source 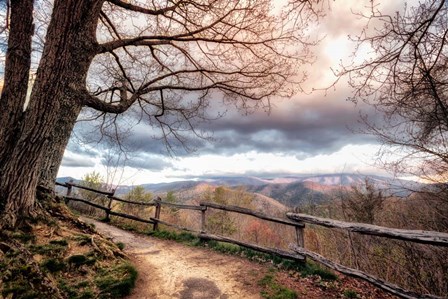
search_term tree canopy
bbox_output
[339,0,448,183]
[0,0,319,227]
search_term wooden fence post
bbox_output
[65,180,73,204]
[292,208,305,248]
[295,225,305,248]
[153,197,162,231]
[201,207,207,233]
[104,189,115,222]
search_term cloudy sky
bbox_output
[57,1,404,185]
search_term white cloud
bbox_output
[58,144,386,185]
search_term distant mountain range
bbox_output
[57,173,423,208]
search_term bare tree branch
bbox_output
[107,0,181,16]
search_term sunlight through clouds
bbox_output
[56,0,402,184]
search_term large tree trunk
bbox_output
[0,0,104,227]
[38,104,83,191]
[0,0,34,166]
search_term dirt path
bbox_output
[82,218,266,299]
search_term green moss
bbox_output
[2,285,40,299]
[95,263,137,298]
[77,290,95,299]
[41,258,65,272]
[1,255,56,299]
[58,279,79,298]
[67,254,88,267]
[49,239,68,246]
[58,278,96,299]
[11,232,36,243]
[76,280,90,288]
[73,233,91,243]
[29,243,67,257]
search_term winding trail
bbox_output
[82,218,265,299]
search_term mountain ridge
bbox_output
[57,173,423,207]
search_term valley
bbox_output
[58,173,422,209]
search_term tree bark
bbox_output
[0,0,104,227]
[0,0,34,166]
[38,104,83,191]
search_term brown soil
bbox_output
[83,218,266,299]
[81,217,398,299]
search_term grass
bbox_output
[259,269,298,299]
[299,260,338,281]
[343,289,359,298]
[148,229,201,244]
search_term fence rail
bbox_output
[200,201,305,227]
[286,213,448,247]
[290,245,444,299]
[201,233,305,261]
[57,181,447,299]
[109,195,156,206]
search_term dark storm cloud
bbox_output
[194,96,378,157]
[88,90,380,160]
[123,127,176,155]
[66,142,100,158]
[119,154,173,171]
[61,156,95,168]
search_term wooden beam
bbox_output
[287,213,448,247]
[108,195,156,206]
[64,196,110,211]
[200,233,305,261]
[290,245,443,299]
[155,198,206,211]
[200,201,304,228]
[65,197,153,224]
[65,182,115,196]
[149,218,200,233]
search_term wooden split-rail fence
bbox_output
[56,181,448,299]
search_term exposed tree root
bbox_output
[0,192,136,298]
